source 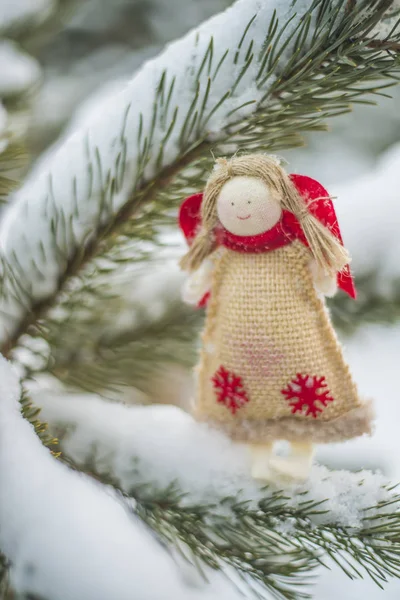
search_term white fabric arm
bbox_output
[309,259,338,297]
[182,258,214,305]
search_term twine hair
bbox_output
[180,154,349,274]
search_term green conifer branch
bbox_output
[60,452,400,600]
[0,141,25,203]
[27,297,202,399]
[4,0,399,396]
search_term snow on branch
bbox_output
[36,391,391,521]
[2,340,400,596]
[0,0,398,349]
[0,356,241,600]
[0,0,299,344]
[35,390,400,590]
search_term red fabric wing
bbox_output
[178,192,208,307]
[178,192,203,244]
[289,174,356,299]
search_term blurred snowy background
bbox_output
[1,0,400,599]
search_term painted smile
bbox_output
[237,214,251,220]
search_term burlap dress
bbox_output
[194,241,373,443]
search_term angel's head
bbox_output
[180,153,348,274]
[216,172,282,236]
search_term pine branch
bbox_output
[134,485,400,594]
[70,456,318,600]
[24,294,202,399]
[0,0,399,365]
[0,141,207,356]
[2,354,400,600]
[63,450,400,600]
[0,141,25,203]
[20,388,59,452]
[30,389,400,600]
[134,486,318,600]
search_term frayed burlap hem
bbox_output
[196,399,375,443]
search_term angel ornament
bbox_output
[179,154,373,482]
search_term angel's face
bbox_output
[216,176,282,236]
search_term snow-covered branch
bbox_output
[0,0,299,344]
[36,390,392,520]
[0,356,240,600]
[0,0,397,348]
[3,323,400,597]
[32,384,400,591]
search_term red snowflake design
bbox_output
[281,374,334,418]
[211,365,249,415]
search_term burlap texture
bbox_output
[194,242,373,443]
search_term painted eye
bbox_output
[247,200,251,204]
[231,202,234,206]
